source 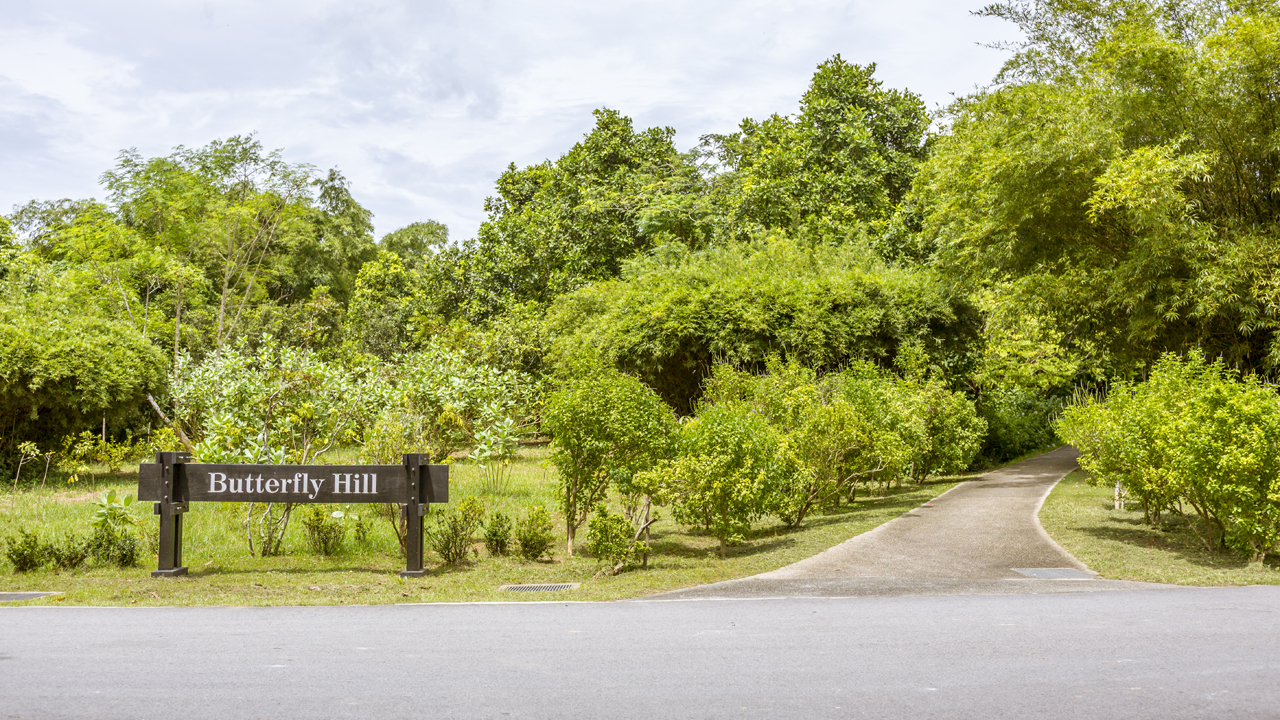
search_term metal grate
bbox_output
[500,583,580,592]
[1012,568,1096,579]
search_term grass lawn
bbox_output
[1,447,965,606]
[1040,470,1280,585]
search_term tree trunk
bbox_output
[566,523,576,557]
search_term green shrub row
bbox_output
[547,356,986,563]
[1056,352,1280,562]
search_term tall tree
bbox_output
[918,0,1280,375]
[464,109,699,317]
[703,56,930,240]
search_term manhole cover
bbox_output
[0,592,62,603]
[499,583,580,592]
[1012,568,1096,579]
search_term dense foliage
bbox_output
[1057,352,1280,562]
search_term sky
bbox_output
[0,0,1022,242]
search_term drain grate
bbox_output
[1012,568,1096,579]
[500,583,580,593]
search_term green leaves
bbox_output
[922,1,1280,376]
[90,489,137,532]
[544,368,678,555]
[1057,351,1280,561]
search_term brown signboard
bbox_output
[138,462,448,504]
[139,452,448,579]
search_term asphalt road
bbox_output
[2,587,1279,719]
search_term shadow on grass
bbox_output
[1077,515,1280,572]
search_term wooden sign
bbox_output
[138,452,448,579]
[138,463,448,504]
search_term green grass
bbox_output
[1040,470,1280,585]
[1,447,965,606]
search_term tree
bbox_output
[464,109,700,317]
[918,1,1280,376]
[101,135,375,356]
[381,220,449,272]
[548,235,978,413]
[345,251,423,358]
[543,368,679,556]
[702,56,930,239]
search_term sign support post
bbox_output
[400,453,428,578]
[152,451,191,578]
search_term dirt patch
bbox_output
[54,490,103,504]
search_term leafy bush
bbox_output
[429,497,486,565]
[1056,352,1280,561]
[469,417,521,495]
[360,346,541,465]
[91,489,137,531]
[484,511,513,556]
[585,505,645,572]
[515,506,555,561]
[639,402,798,557]
[0,279,167,470]
[87,526,139,568]
[978,386,1065,464]
[47,533,89,570]
[4,528,45,572]
[544,368,678,555]
[548,236,977,413]
[300,506,348,556]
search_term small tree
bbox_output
[638,402,797,558]
[543,369,678,556]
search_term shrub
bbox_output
[47,533,89,570]
[584,505,645,572]
[1056,352,1280,562]
[978,385,1065,463]
[638,402,798,557]
[429,497,486,565]
[300,505,348,556]
[543,368,678,556]
[484,511,513,557]
[515,506,555,561]
[88,526,139,568]
[4,528,45,572]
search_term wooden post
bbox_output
[153,451,191,578]
[399,453,428,578]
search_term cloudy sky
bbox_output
[1,0,1021,241]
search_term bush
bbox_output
[429,497,486,565]
[484,511,513,556]
[544,368,678,556]
[88,526,139,568]
[584,505,644,572]
[979,386,1065,463]
[547,236,978,415]
[4,528,45,573]
[515,506,555,561]
[1056,352,1280,562]
[300,505,348,556]
[638,402,798,557]
[47,533,89,570]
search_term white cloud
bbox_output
[0,0,1021,241]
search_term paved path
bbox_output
[658,446,1160,599]
[3,587,1279,719]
